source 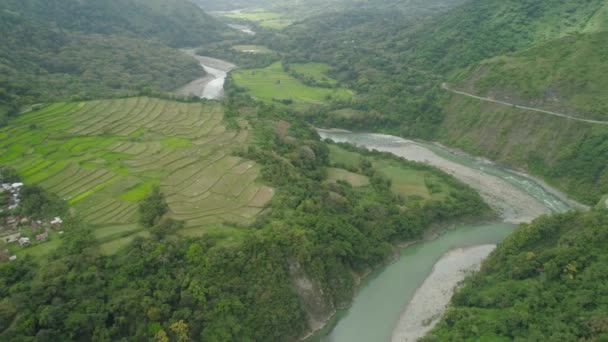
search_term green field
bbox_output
[327,167,369,187]
[232,45,273,54]
[232,62,353,110]
[0,98,274,253]
[328,145,452,201]
[290,63,339,86]
[220,9,292,29]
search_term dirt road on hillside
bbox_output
[441,83,608,125]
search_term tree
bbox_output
[154,330,169,342]
[170,320,189,342]
[138,186,168,228]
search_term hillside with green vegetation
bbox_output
[230,62,353,110]
[0,97,272,255]
[449,31,608,120]
[422,209,608,341]
[435,30,608,205]
[1,0,227,47]
[248,0,607,138]
[242,0,608,205]
[0,95,491,340]
[401,0,608,72]
[2,0,608,340]
[0,0,231,127]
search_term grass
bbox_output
[327,145,362,168]
[290,63,339,86]
[232,62,353,110]
[597,195,608,209]
[99,231,150,256]
[220,9,292,29]
[94,224,141,240]
[8,233,63,259]
[118,180,158,201]
[328,145,452,201]
[0,97,274,254]
[232,45,273,54]
[327,168,369,187]
[161,137,192,148]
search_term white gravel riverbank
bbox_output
[175,50,236,99]
[390,245,497,342]
[317,130,551,223]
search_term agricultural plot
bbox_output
[327,168,369,187]
[328,145,453,201]
[290,63,340,86]
[232,45,273,54]
[219,9,292,29]
[0,98,273,254]
[232,62,353,110]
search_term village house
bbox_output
[1,182,23,212]
[36,232,48,241]
[2,232,20,244]
[51,217,63,227]
[18,237,31,247]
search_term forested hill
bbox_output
[436,31,608,205]
[402,0,608,72]
[193,0,270,11]
[422,209,608,341]
[0,0,230,126]
[272,0,606,76]
[255,0,608,204]
[449,31,608,121]
[1,0,227,47]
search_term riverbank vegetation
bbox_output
[230,62,353,110]
[231,0,608,205]
[423,209,608,341]
[0,94,491,340]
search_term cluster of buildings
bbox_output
[0,182,63,261]
[0,182,23,212]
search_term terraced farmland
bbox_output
[0,98,273,252]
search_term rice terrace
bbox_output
[0,97,273,254]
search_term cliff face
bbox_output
[289,260,336,339]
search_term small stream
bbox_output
[313,129,573,342]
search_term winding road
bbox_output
[441,83,608,125]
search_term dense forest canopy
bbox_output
[1,0,608,340]
[423,209,608,341]
[0,0,235,127]
[0,97,491,340]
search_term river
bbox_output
[312,129,574,342]
[174,54,575,340]
[175,50,236,100]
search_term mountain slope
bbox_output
[0,0,230,125]
[422,209,608,341]
[435,31,608,205]
[2,0,227,47]
[403,0,608,72]
[449,31,608,120]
